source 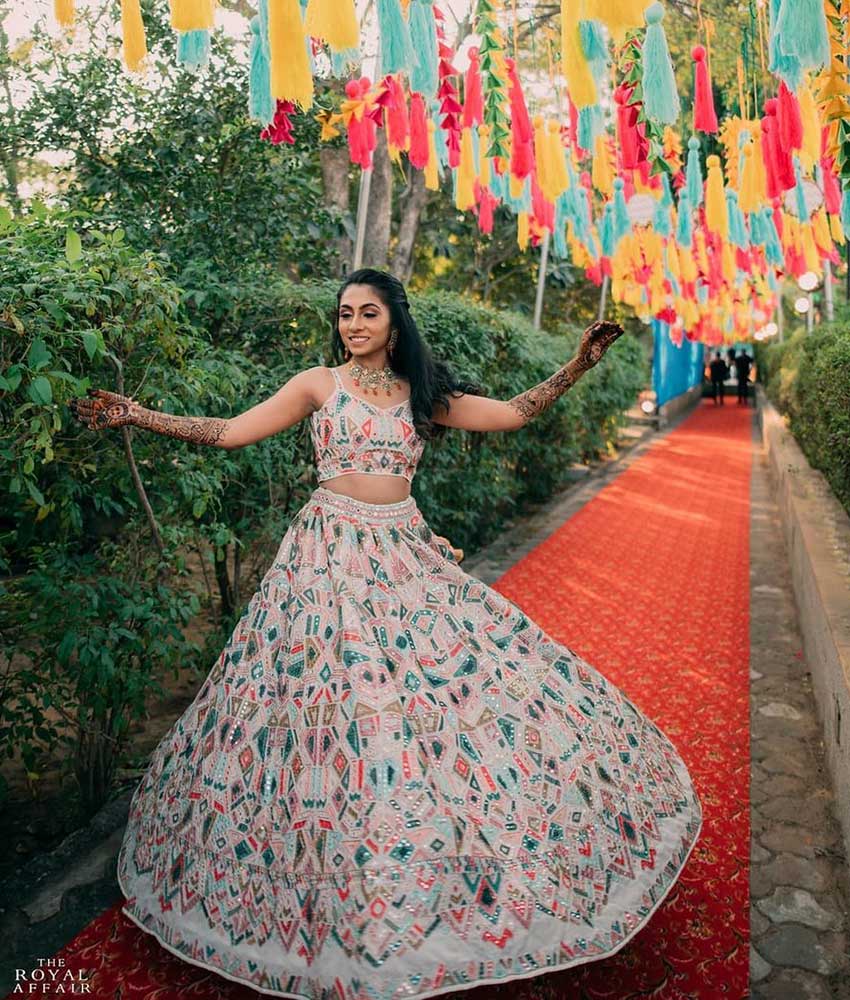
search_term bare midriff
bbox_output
[319,473,412,504]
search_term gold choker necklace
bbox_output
[348,363,401,397]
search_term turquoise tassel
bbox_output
[177,29,210,67]
[774,0,829,71]
[577,105,603,151]
[641,3,680,124]
[841,187,850,240]
[768,0,802,88]
[554,195,569,258]
[761,208,784,267]
[675,189,693,248]
[793,157,809,221]
[750,207,765,246]
[505,176,531,213]
[726,190,748,248]
[613,177,630,244]
[409,0,438,98]
[430,100,449,170]
[378,0,416,76]
[248,16,274,123]
[686,136,703,207]
[579,20,607,64]
[599,200,615,257]
[654,173,673,235]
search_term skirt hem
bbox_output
[115,805,704,1000]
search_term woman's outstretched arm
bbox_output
[432,320,624,432]
[69,368,325,449]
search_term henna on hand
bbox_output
[507,320,624,423]
[69,388,230,447]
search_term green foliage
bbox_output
[760,322,850,514]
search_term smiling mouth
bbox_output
[349,337,369,343]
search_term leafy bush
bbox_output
[759,322,850,514]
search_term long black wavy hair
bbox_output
[330,269,483,440]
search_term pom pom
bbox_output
[691,44,718,133]
[641,3,681,125]
[120,0,148,72]
[409,0,438,98]
[304,0,359,51]
[377,0,416,76]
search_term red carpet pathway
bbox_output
[28,399,753,999]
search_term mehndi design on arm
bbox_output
[70,388,229,446]
[508,320,624,423]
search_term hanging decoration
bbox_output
[61,0,850,347]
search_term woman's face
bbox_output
[338,285,393,360]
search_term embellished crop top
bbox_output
[309,367,425,484]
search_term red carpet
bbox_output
[26,399,752,999]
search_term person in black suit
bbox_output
[709,351,729,405]
[733,350,753,406]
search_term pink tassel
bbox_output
[777,82,803,151]
[409,93,429,168]
[462,46,484,127]
[692,45,718,133]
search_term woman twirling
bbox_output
[71,269,701,1000]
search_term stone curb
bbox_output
[757,386,850,864]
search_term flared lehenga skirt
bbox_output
[117,485,703,1000]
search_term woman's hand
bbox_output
[575,320,625,370]
[434,533,465,563]
[69,388,138,431]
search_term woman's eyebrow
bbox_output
[340,302,382,310]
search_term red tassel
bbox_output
[345,78,377,168]
[777,82,803,151]
[408,93,429,168]
[614,84,645,170]
[462,46,484,128]
[478,187,495,233]
[692,45,718,133]
[761,99,795,196]
[821,155,841,214]
[506,57,534,180]
[260,100,296,145]
[383,74,410,150]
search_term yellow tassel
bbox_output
[517,211,530,250]
[704,155,728,239]
[547,120,570,199]
[737,140,762,213]
[169,0,215,31]
[121,0,148,72]
[268,0,314,109]
[456,127,476,211]
[694,230,710,274]
[666,238,681,280]
[587,0,646,41]
[796,77,821,171]
[679,244,698,282]
[812,207,833,254]
[830,211,846,245]
[304,0,359,51]
[55,0,75,27]
[560,0,597,108]
[425,121,439,191]
[721,240,736,283]
[478,125,491,188]
[592,133,613,196]
[533,116,551,199]
[801,223,820,272]
[509,170,525,200]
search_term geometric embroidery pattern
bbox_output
[117,381,702,999]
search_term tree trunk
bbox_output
[362,129,392,269]
[390,167,429,282]
[319,145,353,277]
[214,545,235,621]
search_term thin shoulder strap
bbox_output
[330,367,344,389]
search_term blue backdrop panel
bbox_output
[652,320,705,407]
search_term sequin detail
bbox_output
[309,368,424,484]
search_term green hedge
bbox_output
[758,322,850,515]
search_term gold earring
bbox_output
[343,345,351,360]
[389,330,398,351]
